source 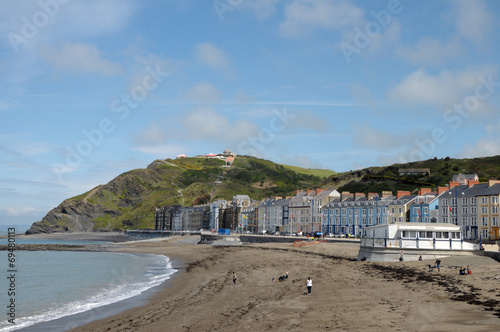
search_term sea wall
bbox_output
[200,234,358,245]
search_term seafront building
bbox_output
[154,175,500,241]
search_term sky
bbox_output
[1,0,500,227]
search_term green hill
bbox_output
[26,156,326,233]
[324,155,500,194]
[26,154,500,234]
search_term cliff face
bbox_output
[26,200,100,234]
[26,156,325,234]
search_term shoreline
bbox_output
[16,257,183,332]
[71,238,500,332]
[11,233,500,331]
[9,233,180,332]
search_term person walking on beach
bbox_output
[233,272,237,284]
[306,277,312,295]
[434,259,441,272]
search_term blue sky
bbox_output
[1,0,500,227]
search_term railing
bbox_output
[360,237,479,250]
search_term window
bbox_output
[492,206,498,214]
[481,229,489,239]
[451,217,457,225]
[424,207,428,214]
[481,207,488,214]
[443,198,448,205]
[492,196,499,204]
[451,198,457,205]
[462,207,468,214]
[369,209,373,216]
[462,197,468,205]
[481,197,488,204]
[435,232,442,238]
[443,232,449,238]
[336,217,340,225]
[442,217,448,223]
[471,217,477,226]
[471,206,477,214]
[462,217,468,225]
[493,217,498,226]
[442,207,448,215]
[471,197,477,204]
[482,217,488,226]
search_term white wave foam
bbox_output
[0,254,176,332]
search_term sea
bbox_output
[0,237,176,331]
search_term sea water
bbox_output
[0,248,175,331]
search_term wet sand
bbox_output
[64,236,500,332]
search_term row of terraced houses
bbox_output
[154,174,500,241]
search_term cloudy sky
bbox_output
[1,0,499,227]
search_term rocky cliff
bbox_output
[26,156,325,234]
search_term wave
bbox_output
[0,254,176,332]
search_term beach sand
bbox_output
[62,235,500,332]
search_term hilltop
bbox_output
[26,154,500,234]
[326,155,500,194]
[26,156,326,234]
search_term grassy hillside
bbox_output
[28,154,500,234]
[280,164,336,178]
[324,155,500,195]
[30,156,326,232]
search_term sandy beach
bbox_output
[51,234,500,332]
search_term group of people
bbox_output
[272,272,289,282]
[459,265,472,275]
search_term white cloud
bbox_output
[185,82,222,104]
[134,123,168,147]
[388,67,496,107]
[352,122,401,149]
[180,107,259,142]
[290,111,330,133]
[239,0,280,19]
[0,206,42,217]
[396,37,463,66]
[195,42,229,70]
[453,0,493,43]
[280,0,364,38]
[132,144,188,157]
[40,43,122,75]
[462,120,500,157]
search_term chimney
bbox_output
[418,188,432,196]
[397,191,411,199]
[468,180,480,188]
[437,186,448,195]
[341,192,354,201]
[367,193,379,200]
[355,192,366,200]
[488,180,500,186]
[449,181,460,189]
[382,191,392,199]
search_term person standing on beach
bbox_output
[306,277,312,295]
[233,272,237,284]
